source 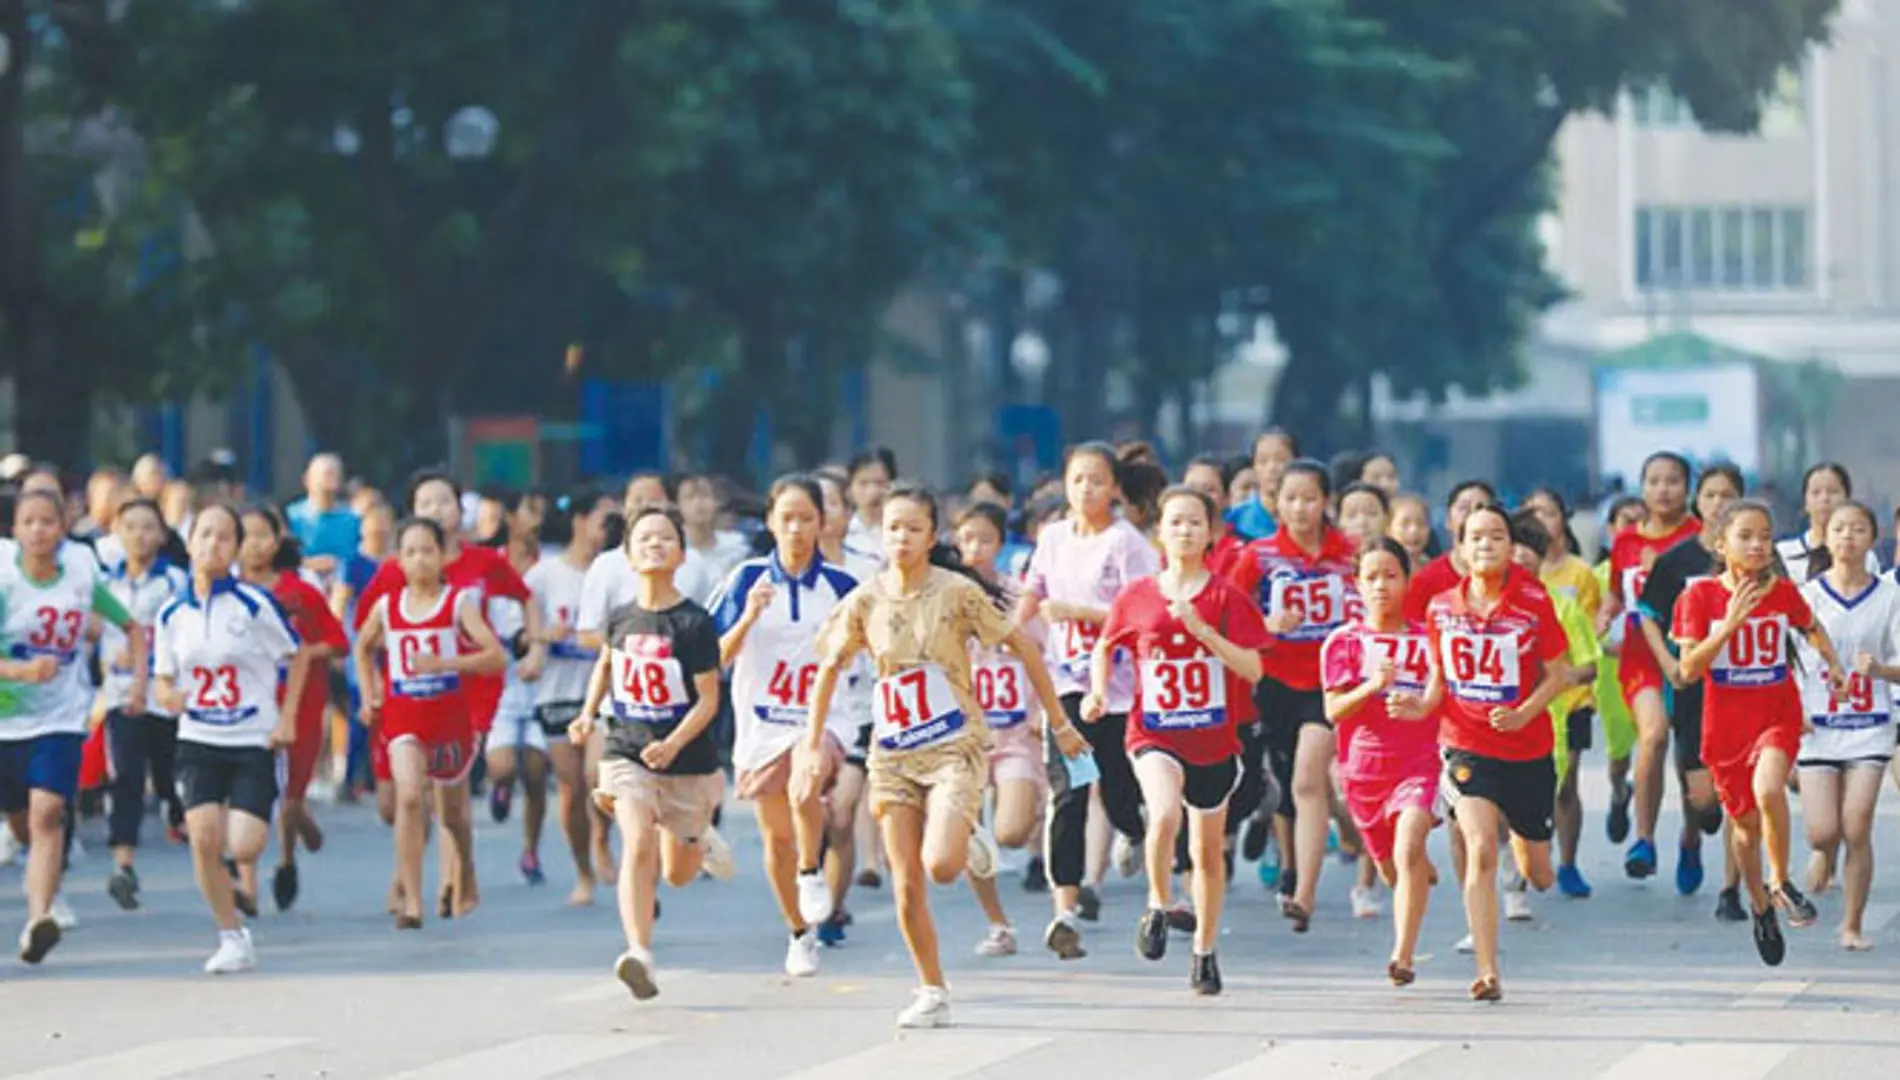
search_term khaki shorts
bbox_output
[737,733,844,802]
[597,757,724,842]
[868,735,987,828]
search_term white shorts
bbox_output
[1798,721,1896,768]
[491,710,548,755]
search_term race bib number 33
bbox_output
[875,665,965,751]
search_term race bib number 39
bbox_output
[1710,615,1789,687]
[1817,670,1892,730]
[1442,631,1520,704]
[1139,656,1227,730]
[974,659,1028,728]
[875,664,965,751]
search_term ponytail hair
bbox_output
[241,503,303,572]
[886,483,1008,607]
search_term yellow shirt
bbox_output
[1541,554,1602,625]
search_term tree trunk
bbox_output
[12,320,90,466]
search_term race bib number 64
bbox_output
[1442,631,1519,704]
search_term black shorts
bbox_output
[1567,706,1595,754]
[1135,748,1239,812]
[536,701,582,740]
[1253,677,1326,817]
[1671,685,1705,774]
[1441,748,1554,844]
[848,722,872,769]
[176,741,277,821]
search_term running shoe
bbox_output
[896,985,951,1029]
[233,888,258,920]
[489,781,512,824]
[967,826,1001,880]
[1696,802,1724,836]
[272,864,299,912]
[614,945,659,1000]
[1350,885,1383,920]
[108,866,140,911]
[1753,906,1786,967]
[1556,865,1592,899]
[784,931,820,977]
[1241,814,1270,861]
[18,916,60,964]
[204,928,255,975]
[1454,933,1475,954]
[1165,903,1197,935]
[1606,776,1632,844]
[1624,838,1657,880]
[1504,888,1533,922]
[1044,912,1086,960]
[975,924,1017,957]
[1190,952,1222,996]
[1137,908,1168,961]
[796,870,833,926]
[519,851,546,886]
[699,827,736,882]
[49,894,77,931]
[1715,886,1747,922]
[854,868,882,889]
[0,827,18,867]
[1021,855,1048,894]
[1676,843,1704,897]
[1772,882,1818,928]
[1076,884,1102,922]
[816,914,846,948]
[1258,837,1282,889]
[1114,832,1141,878]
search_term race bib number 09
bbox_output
[1139,656,1227,730]
[875,664,966,751]
[1442,631,1519,704]
[1711,615,1789,687]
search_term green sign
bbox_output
[1629,395,1710,426]
[472,440,534,487]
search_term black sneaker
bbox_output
[272,863,300,912]
[1021,856,1048,894]
[1241,815,1269,861]
[1715,886,1747,923]
[233,889,258,919]
[1772,882,1818,928]
[1137,908,1168,961]
[1606,778,1632,844]
[1077,885,1102,923]
[107,866,139,912]
[1753,906,1786,966]
[1165,905,1198,935]
[1191,952,1222,996]
[18,915,60,964]
[1696,802,1724,836]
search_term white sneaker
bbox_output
[784,931,820,978]
[1350,885,1383,920]
[975,924,1018,957]
[966,826,1000,880]
[17,915,61,964]
[49,894,78,931]
[1504,889,1534,922]
[614,945,659,1000]
[1455,933,1475,954]
[896,985,951,1029]
[698,827,736,882]
[1043,911,1086,960]
[204,928,255,974]
[796,871,833,926]
[1114,832,1141,878]
[0,827,18,867]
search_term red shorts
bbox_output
[389,731,476,784]
[1704,719,1800,820]
[280,702,326,801]
[370,724,392,784]
[1618,616,1666,704]
[1340,745,1441,864]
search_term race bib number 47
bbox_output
[1139,656,1227,730]
[875,665,966,751]
[1442,631,1519,704]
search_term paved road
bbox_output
[3,767,1899,1079]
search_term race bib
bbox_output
[1055,620,1100,680]
[1268,574,1352,642]
[610,650,690,724]
[1441,631,1520,704]
[874,664,965,751]
[387,628,461,698]
[1711,615,1789,687]
[1362,633,1432,695]
[974,658,1029,728]
[1621,567,1648,609]
[756,659,817,726]
[1815,670,1892,730]
[1139,656,1227,730]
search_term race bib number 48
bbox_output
[611,652,690,723]
[1711,615,1789,687]
[1442,631,1520,704]
[1139,656,1227,730]
[875,664,965,751]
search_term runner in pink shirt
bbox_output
[1322,537,1442,987]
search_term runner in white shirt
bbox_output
[676,473,751,607]
[1792,501,1900,951]
[811,468,878,943]
[843,447,896,562]
[1777,463,1880,582]
[153,505,309,974]
[709,474,862,978]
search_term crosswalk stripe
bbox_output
[1200,1040,1440,1079]
[1741,979,1809,1008]
[5,1037,312,1080]
[1597,1043,1794,1079]
[780,1034,1049,1080]
[384,1035,666,1079]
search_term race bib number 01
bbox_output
[974,659,1028,728]
[1139,656,1227,730]
[611,652,690,723]
[1711,615,1789,687]
[387,628,460,698]
[1816,670,1890,729]
[1442,631,1520,704]
[1362,634,1432,694]
[875,664,965,751]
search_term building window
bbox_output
[1630,66,1807,134]
[1633,204,1813,293]
[1631,85,1695,129]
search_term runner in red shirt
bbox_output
[1179,455,1246,581]
[1403,479,1517,621]
[1086,487,1269,996]
[1424,504,1572,1002]
[1323,537,1440,987]
[1601,451,1700,879]
[1674,498,1843,966]
[1228,460,1359,930]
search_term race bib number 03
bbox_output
[974,659,1028,728]
[875,664,965,751]
[1362,634,1432,694]
[1711,615,1789,687]
[1139,656,1227,730]
[1442,631,1520,704]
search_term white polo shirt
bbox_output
[99,558,191,715]
[155,578,299,749]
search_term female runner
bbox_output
[812,468,878,942]
[1337,483,1391,547]
[153,505,304,973]
[570,507,728,1000]
[1423,504,1571,1001]
[1388,495,1435,574]
[238,504,348,913]
[1602,452,1700,880]
[709,475,861,977]
[1523,488,1602,896]
[844,447,897,560]
[1675,499,1843,965]
[1777,463,1878,582]
[354,517,508,928]
[1792,500,1899,950]
[1595,495,1647,845]
[1,490,143,964]
[1088,487,1268,995]
[1016,442,1159,952]
[807,484,1079,1027]
[1323,537,1439,985]
[1405,480,1504,619]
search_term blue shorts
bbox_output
[0,733,85,811]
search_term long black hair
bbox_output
[752,472,827,557]
[885,483,1007,607]
[241,503,303,572]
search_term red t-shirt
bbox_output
[1426,574,1569,761]
[1671,575,1811,743]
[1099,575,1270,765]
[1610,519,1701,616]
[1230,527,1361,691]
[357,545,529,727]
[1320,618,1438,770]
[271,571,348,734]
[1207,531,1247,582]
[1404,556,1539,623]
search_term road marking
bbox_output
[1864,902,1900,934]
[1598,1043,1794,1079]
[5,1037,312,1080]
[1201,1040,1441,1079]
[385,1035,665,1079]
[781,1034,1048,1080]
[1741,980,1810,1008]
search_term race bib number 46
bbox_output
[875,664,965,751]
[1442,631,1520,704]
[1139,656,1227,730]
[974,659,1028,728]
[756,660,818,726]
[1711,615,1789,687]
